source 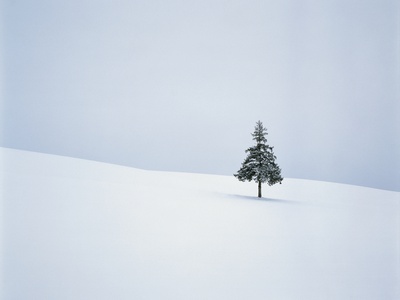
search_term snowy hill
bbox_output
[1,147,399,300]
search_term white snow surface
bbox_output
[1,147,399,300]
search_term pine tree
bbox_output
[234,121,283,198]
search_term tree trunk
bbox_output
[258,181,262,198]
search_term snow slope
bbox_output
[1,147,399,300]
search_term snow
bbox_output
[1,147,399,300]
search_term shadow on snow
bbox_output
[226,194,298,204]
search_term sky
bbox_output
[1,0,399,191]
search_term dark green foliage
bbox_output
[234,121,283,197]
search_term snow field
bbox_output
[1,147,399,299]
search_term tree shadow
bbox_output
[227,194,299,204]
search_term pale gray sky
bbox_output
[2,0,399,191]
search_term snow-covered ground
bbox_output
[1,147,399,300]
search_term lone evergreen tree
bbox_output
[234,121,283,198]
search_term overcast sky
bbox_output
[2,0,399,191]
